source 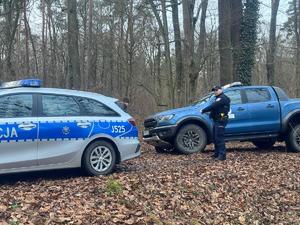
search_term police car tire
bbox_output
[175,124,207,154]
[83,140,117,176]
[252,139,276,150]
[286,124,300,153]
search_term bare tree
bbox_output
[3,0,21,80]
[66,0,81,89]
[86,0,95,91]
[218,0,233,85]
[171,0,184,107]
[266,0,280,85]
[148,0,172,109]
[231,0,242,81]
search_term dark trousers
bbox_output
[213,120,227,159]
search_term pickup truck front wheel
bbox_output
[286,124,300,152]
[175,124,207,154]
[252,139,276,150]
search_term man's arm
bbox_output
[202,97,224,113]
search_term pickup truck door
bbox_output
[244,87,281,133]
[224,89,252,136]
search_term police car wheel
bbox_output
[83,140,117,175]
[252,139,276,150]
[175,124,207,154]
[286,124,300,153]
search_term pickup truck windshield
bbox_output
[192,93,213,105]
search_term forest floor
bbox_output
[0,142,299,225]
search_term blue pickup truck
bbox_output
[143,83,300,154]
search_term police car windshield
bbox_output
[192,93,214,105]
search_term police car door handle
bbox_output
[18,123,36,130]
[77,122,92,128]
[237,107,245,111]
[267,104,275,108]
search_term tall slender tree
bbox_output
[171,0,184,107]
[66,0,81,89]
[218,0,233,85]
[237,0,260,85]
[266,0,280,85]
[231,0,243,81]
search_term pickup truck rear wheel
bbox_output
[175,124,207,154]
[286,124,300,152]
[252,139,276,150]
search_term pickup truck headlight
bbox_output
[157,114,175,122]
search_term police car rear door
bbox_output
[0,93,38,169]
[37,93,91,166]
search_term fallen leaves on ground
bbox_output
[0,142,299,225]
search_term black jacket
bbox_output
[202,93,230,121]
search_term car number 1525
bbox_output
[112,125,126,133]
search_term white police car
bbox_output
[0,79,140,175]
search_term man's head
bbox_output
[211,86,223,96]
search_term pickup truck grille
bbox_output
[144,118,157,129]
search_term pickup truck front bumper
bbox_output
[143,125,177,147]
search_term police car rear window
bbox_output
[42,95,81,117]
[0,94,33,118]
[76,97,119,117]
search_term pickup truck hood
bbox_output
[155,106,196,116]
[153,103,210,117]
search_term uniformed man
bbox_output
[201,86,230,161]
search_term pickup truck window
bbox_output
[245,88,271,103]
[225,90,242,105]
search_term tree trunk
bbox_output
[86,0,95,91]
[171,0,184,107]
[218,0,233,85]
[23,0,30,75]
[182,0,196,103]
[231,0,242,81]
[41,0,47,84]
[148,0,171,109]
[196,0,208,97]
[266,0,280,85]
[66,0,81,89]
[161,0,174,107]
[4,0,20,80]
[294,0,300,96]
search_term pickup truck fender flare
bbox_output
[282,109,300,133]
[175,116,213,143]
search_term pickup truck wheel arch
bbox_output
[282,110,300,133]
[286,124,300,153]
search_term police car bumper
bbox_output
[118,138,141,162]
[143,125,177,146]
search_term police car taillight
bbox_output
[0,79,41,89]
[128,118,136,126]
